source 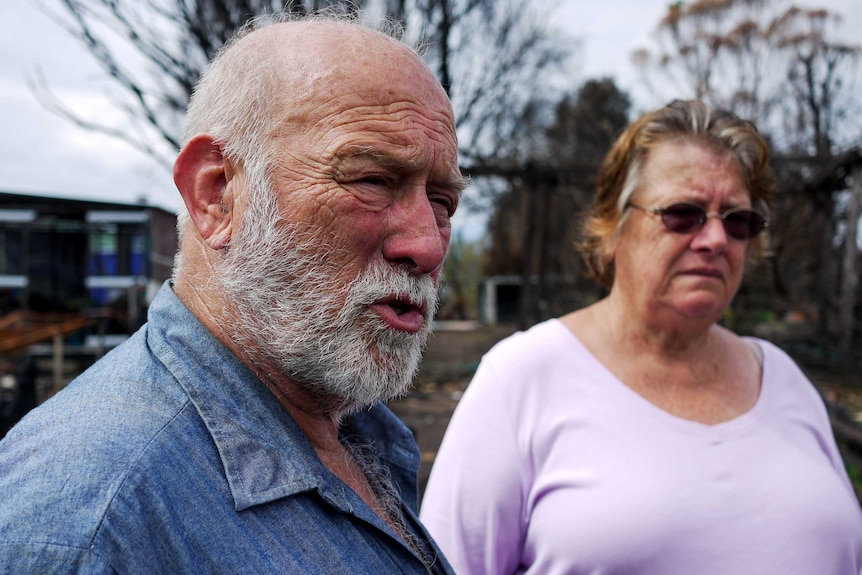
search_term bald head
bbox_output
[236,20,440,99]
[181,17,453,172]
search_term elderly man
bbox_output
[0,13,465,574]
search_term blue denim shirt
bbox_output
[0,283,454,574]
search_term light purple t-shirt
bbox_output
[421,319,862,575]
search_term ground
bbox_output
[388,322,862,500]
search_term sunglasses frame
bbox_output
[627,202,769,240]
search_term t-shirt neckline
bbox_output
[549,318,770,437]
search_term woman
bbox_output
[420,100,862,574]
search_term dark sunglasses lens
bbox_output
[724,211,765,240]
[660,204,704,233]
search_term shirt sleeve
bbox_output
[420,357,527,575]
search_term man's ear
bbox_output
[173,134,237,250]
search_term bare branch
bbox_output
[27,67,175,168]
[36,0,576,175]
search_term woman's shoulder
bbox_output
[469,318,599,404]
[744,336,828,407]
[483,318,578,365]
[743,336,806,376]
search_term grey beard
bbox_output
[215,213,437,415]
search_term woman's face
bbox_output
[611,141,752,330]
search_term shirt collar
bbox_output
[144,283,421,512]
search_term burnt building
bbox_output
[0,191,177,326]
[0,191,177,433]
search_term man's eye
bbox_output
[431,195,457,217]
[358,176,390,187]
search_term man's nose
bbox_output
[382,191,449,276]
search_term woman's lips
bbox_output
[684,267,723,278]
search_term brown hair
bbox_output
[580,99,775,288]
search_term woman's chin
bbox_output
[681,308,727,327]
[670,292,732,324]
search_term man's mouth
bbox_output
[382,295,425,316]
[389,299,413,315]
[371,296,427,332]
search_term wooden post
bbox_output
[839,165,861,351]
[519,178,538,330]
[52,332,64,393]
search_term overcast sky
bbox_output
[2,0,860,237]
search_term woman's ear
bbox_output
[173,135,237,250]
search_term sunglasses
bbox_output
[627,202,769,240]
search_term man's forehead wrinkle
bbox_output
[317,114,456,166]
[308,98,455,130]
[285,91,454,140]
